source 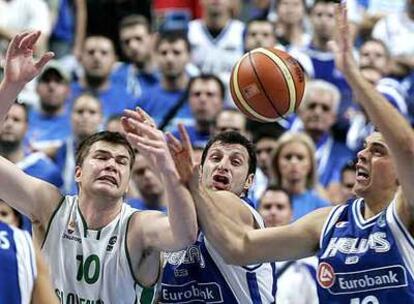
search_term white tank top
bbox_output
[41,195,148,303]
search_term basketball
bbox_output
[230,47,306,122]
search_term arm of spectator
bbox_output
[73,0,87,59]
[329,4,414,226]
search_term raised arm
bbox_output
[122,109,197,251]
[188,168,330,265]
[329,4,414,222]
[0,32,61,227]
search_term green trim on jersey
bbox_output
[140,287,155,304]
[41,195,65,249]
[77,204,88,237]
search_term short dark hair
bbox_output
[188,74,225,99]
[155,30,191,53]
[13,101,29,122]
[201,131,257,176]
[76,131,136,170]
[258,184,292,208]
[119,14,151,33]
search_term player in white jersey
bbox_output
[0,221,57,303]
[0,32,198,303]
[159,3,414,303]
[188,0,245,104]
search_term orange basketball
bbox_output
[230,47,306,122]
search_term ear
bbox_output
[243,173,255,191]
[74,165,82,183]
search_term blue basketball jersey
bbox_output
[317,198,414,303]
[159,201,277,303]
[0,222,36,304]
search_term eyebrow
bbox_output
[94,149,130,160]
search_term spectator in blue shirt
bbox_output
[112,14,159,99]
[26,61,71,151]
[70,36,136,120]
[127,153,167,213]
[270,131,329,220]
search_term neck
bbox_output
[142,193,165,210]
[134,59,153,74]
[282,178,306,195]
[363,188,397,219]
[312,36,330,51]
[205,13,229,31]
[83,75,109,91]
[307,130,327,145]
[279,23,304,45]
[78,192,123,229]
[0,142,24,163]
[41,103,65,116]
[161,73,189,91]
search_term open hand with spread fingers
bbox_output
[121,107,178,176]
[4,31,54,86]
[165,123,197,186]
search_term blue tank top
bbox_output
[160,200,277,303]
[0,222,36,304]
[317,198,414,304]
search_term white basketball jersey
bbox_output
[41,195,145,303]
[188,19,245,83]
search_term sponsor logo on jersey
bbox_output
[67,220,76,234]
[335,221,348,228]
[166,245,205,268]
[345,256,359,265]
[160,281,223,303]
[318,262,335,288]
[319,265,408,295]
[62,233,81,244]
[106,236,118,252]
[320,232,390,258]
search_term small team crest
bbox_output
[106,236,118,252]
[335,221,348,228]
[318,262,335,289]
[377,213,386,228]
[67,220,76,234]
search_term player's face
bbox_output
[300,90,336,133]
[0,201,19,228]
[310,3,336,41]
[189,79,223,123]
[120,25,152,64]
[81,37,116,78]
[75,141,131,198]
[201,142,253,196]
[245,22,276,51]
[156,40,190,79]
[36,71,70,111]
[71,95,102,138]
[354,133,398,198]
[201,0,231,15]
[132,154,163,198]
[359,41,389,74]
[256,138,278,177]
[259,190,292,227]
[277,0,305,25]
[0,104,27,144]
[278,141,311,186]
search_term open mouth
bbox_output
[356,166,369,182]
[212,174,230,190]
[97,175,118,186]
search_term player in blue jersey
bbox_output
[0,220,57,303]
[163,3,414,303]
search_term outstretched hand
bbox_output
[4,31,54,85]
[327,3,359,82]
[121,107,178,176]
[165,124,197,185]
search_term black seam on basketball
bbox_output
[254,51,293,122]
[247,51,284,120]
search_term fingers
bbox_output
[136,107,156,127]
[126,133,165,156]
[19,31,41,50]
[165,132,183,154]
[35,52,54,70]
[178,123,193,153]
[124,118,161,140]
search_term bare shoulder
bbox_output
[215,191,256,227]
